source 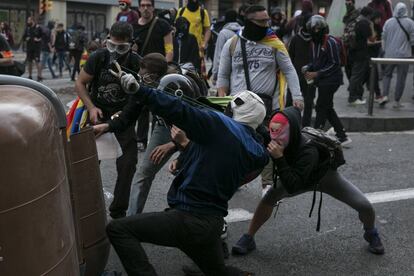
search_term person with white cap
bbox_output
[94,72,269,275]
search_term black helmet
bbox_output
[306,15,328,34]
[157,73,199,99]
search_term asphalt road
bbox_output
[46,76,414,275]
[100,130,414,276]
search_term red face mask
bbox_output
[269,113,290,147]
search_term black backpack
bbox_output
[301,127,346,170]
[178,6,205,32]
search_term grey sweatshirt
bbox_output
[383,3,414,58]
[212,22,241,81]
[217,35,302,110]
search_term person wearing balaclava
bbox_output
[75,21,141,220]
[177,0,211,57]
[380,2,414,108]
[288,12,315,127]
[173,16,201,72]
[303,15,351,146]
[232,106,385,256]
[211,10,241,84]
[116,0,139,27]
[96,61,269,274]
[270,7,287,38]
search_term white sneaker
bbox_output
[262,185,272,198]
[349,99,366,105]
[393,101,404,109]
[326,127,336,136]
[379,96,389,105]
[339,137,352,147]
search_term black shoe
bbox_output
[110,211,126,219]
[37,77,43,82]
[364,228,385,255]
[28,75,32,80]
[182,263,204,276]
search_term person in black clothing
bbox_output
[348,7,375,105]
[303,15,351,145]
[232,107,385,256]
[75,22,140,219]
[40,21,57,80]
[366,10,384,102]
[270,7,287,39]
[288,12,314,127]
[54,23,71,78]
[173,16,201,72]
[133,0,174,152]
[23,16,42,81]
[69,24,87,81]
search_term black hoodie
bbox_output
[272,107,328,194]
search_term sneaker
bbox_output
[262,185,272,198]
[379,96,389,106]
[374,96,385,103]
[393,101,404,109]
[364,228,385,255]
[326,127,336,137]
[349,99,366,105]
[338,136,352,147]
[232,234,256,255]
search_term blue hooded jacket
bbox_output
[130,86,269,217]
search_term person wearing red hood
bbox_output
[116,0,139,26]
[232,107,385,257]
[368,0,393,28]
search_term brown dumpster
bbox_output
[67,127,110,276]
[0,84,79,275]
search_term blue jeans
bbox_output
[56,50,71,75]
[41,51,56,78]
[127,123,174,215]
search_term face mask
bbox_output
[270,124,290,148]
[187,0,199,12]
[311,31,324,42]
[345,3,354,11]
[176,22,189,37]
[243,19,268,41]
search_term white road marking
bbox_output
[225,208,254,223]
[365,188,414,204]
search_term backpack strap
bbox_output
[179,7,205,34]
[229,35,238,56]
[239,36,252,91]
[141,17,158,56]
[179,7,185,17]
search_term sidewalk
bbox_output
[332,72,414,132]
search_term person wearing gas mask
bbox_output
[173,16,201,72]
[116,0,139,27]
[302,15,352,146]
[96,69,268,275]
[75,21,140,219]
[217,5,303,197]
[232,106,385,256]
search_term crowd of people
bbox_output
[6,0,414,274]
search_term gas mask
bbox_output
[107,39,130,62]
[187,0,199,12]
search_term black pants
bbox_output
[107,209,227,276]
[70,50,83,80]
[364,63,381,97]
[109,125,138,218]
[348,58,370,102]
[314,84,346,139]
[136,107,150,146]
[300,78,316,127]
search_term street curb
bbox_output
[340,116,414,132]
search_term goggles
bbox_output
[141,73,158,85]
[119,2,127,7]
[106,39,130,55]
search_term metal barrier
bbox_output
[368,58,414,115]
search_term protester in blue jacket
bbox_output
[94,72,269,275]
